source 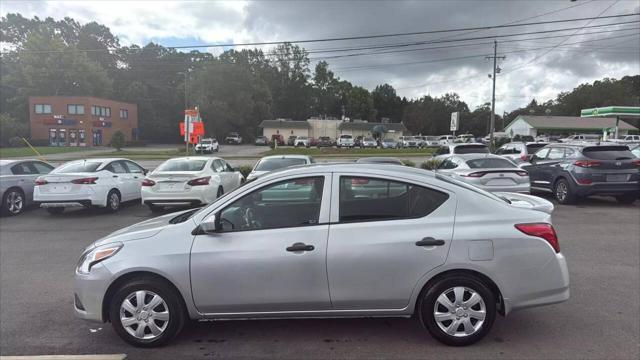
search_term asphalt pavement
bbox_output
[0,195,638,359]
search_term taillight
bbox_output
[632,159,640,166]
[574,160,601,168]
[462,172,486,177]
[577,178,592,185]
[515,223,560,253]
[142,179,156,187]
[516,171,528,176]
[71,177,98,185]
[187,176,210,186]
[520,154,527,161]
[35,179,48,186]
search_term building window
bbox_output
[120,109,128,119]
[106,107,111,117]
[92,106,99,116]
[92,105,111,117]
[67,104,85,115]
[34,104,52,114]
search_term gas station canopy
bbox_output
[580,106,640,119]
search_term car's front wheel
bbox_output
[420,275,496,346]
[109,277,185,347]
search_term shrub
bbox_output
[0,113,28,147]
[402,159,415,167]
[8,136,24,148]
[110,130,126,151]
[420,159,441,170]
[237,165,253,178]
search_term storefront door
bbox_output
[58,129,67,146]
[49,129,58,146]
[69,130,78,146]
[92,129,102,146]
[79,129,86,147]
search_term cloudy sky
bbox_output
[2,0,639,113]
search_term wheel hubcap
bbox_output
[6,191,23,214]
[556,183,567,201]
[109,193,119,209]
[120,290,169,340]
[434,286,486,337]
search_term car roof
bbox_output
[162,156,217,161]
[259,155,312,161]
[257,162,436,182]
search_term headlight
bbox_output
[76,243,123,274]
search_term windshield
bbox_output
[254,158,307,171]
[454,145,489,154]
[54,160,102,173]
[467,158,516,169]
[340,135,352,139]
[156,159,207,172]
[199,140,212,144]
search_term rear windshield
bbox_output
[340,135,353,139]
[454,145,489,154]
[200,140,212,144]
[435,173,508,204]
[157,159,207,172]
[255,158,307,171]
[54,161,102,173]
[526,143,547,152]
[583,146,635,160]
[467,158,516,169]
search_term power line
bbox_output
[4,12,638,55]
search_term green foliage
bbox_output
[110,130,126,151]
[0,113,28,147]
[237,165,254,179]
[346,86,375,120]
[420,159,442,170]
[402,159,415,167]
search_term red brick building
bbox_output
[29,96,138,147]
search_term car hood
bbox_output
[495,192,554,214]
[93,209,193,247]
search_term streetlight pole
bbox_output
[179,71,189,154]
[486,41,505,148]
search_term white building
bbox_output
[259,118,407,140]
[504,115,637,137]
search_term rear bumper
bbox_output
[573,182,639,197]
[142,185,214,206]
[34,186,106,207]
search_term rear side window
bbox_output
[339,177,449,222]
[107,161,128,174]
[582,146,635,160]
[454,145,489,154]
[10,162,37,175]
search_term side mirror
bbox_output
[143,168,149,175]
[200,214,221,233]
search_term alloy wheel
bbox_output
[109,192,120,210]
[433,286,486,337]
[555,182,568,202]
[6,191,24,215]
[120,290,170,340]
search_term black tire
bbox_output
[420,275,496,346]
[147,204,164,213]
[109,277,186,347]
[46,207,65,215]
[554,178,577,205]
[615,193,637,204]
[105,189,121,213]
[2,188,25,216]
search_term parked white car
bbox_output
[399,136,419,148]
[194,138,219,153]
[247,155,314,181]
[456,134,475,143]
[482,132,510,144]
[438,135,455,145]
[294,136,310,147]
[611,134,640,144]
[558,134,600,143]
[337,134,355,148]
[141,157,244,212]
[34,158,147,214]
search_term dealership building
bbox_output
[29,96,138,147]
[259,118,407,141]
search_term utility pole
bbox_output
[179,71,189,154]
[486,41,505,148]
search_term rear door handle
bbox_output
[415,237,445,246]
[113,175,118,178]
[286,242,315,252]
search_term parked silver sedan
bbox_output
[436,154,530,193]
[74,164,568,347]
[0,159,54,215]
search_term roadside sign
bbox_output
[450,112,459,132]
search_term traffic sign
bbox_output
[450,112,459,132]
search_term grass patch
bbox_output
[0,146,95,158]
[264,147,435,157]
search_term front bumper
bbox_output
[74,263,113,323]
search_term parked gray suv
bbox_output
[523,144,639,204]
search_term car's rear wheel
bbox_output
[46,207,65,215]
[109,277,185,347]
[615,193,637,204]
[106,190,121,213]
[147,204,164,213]
[420,275,496,346]
[554,178,576,205]
[2,188,25,216]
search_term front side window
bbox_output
[339,177,448,223]
[547,148,565,160]
[219,176,324,232]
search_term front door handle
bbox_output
[415,237,445,247]
[286,242,315,252]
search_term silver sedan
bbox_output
[74,163,568,347]
[0,159,54,215]
[436,154,530,193]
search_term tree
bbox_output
[0,113,28,147]
[372,84,402,121]
[110,130,125,150]
[346,86,375,120]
